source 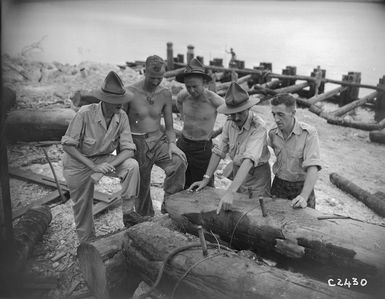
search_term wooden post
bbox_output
[259,62,272,71]
[186,45,194,65]
[0,68,16,292]
[339,72,361,106]
[281,66,296,87]
[176,54,184,64]
[375,75,385,120]
[309,66,326,96]
[166,42,174,71]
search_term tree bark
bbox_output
[369,128,385,144]
[330,172,385,217]
[121,222,368,299]
[165,188,385,291]
[5,109,75,142]
[13,206,52,275]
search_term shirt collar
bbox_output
[275,118,301,138]
[231,110,253,132]
[95,102,120,128]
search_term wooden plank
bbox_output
[9,167,118,204]
[12,190,69,220]
[166,188,385,292]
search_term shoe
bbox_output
[123,210,152,227]
[161,201,168,214]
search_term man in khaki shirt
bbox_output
[189,82,271,214]
[62,71,140,242]
[268,93,321,209]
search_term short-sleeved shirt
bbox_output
[61,102,136,157]
[268,119,321,182]
[213,111,270,167]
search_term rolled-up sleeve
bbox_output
[302,129,321,170]
[240,126,269,166]
[212,121,230,159]
[118,114,136,152]
[61,112,84,147]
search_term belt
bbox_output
[181,134,211,143]
[132,130,163,139]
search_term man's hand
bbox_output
[92,162,115,174]
[168,142,186,161]
[291,195,307,209]
[188,179,209,192]
[216,192,234,214]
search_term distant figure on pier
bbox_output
[189,82,271,214]
[175,58,224,189]
[124,55,187,218]
[226,47,237,62]
[268,93,321,209]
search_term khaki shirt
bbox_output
[61,103,136,157]
[268,119,321,182]
[213,111,270,167]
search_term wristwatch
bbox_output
[203,174,210,179]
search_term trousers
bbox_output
[176,135,214,189]
[63,153,140,242]
[271,176,316,208]
[132,133,187,216]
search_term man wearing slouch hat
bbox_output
[175,58,224,189]
[189,82,271,214]
[61,71,140,242]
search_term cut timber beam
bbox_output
[330,173,385,217]
[166,188,385,292]
[333,91,378,117]
[121,222,368,299]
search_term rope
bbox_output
[229,205,259,247]
[139,243,233,299]
[170,252,223,299]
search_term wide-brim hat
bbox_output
[175,58,212,83]
[93,71,131,104]
[217,82,260,114]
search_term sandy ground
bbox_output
[3,55,385,298]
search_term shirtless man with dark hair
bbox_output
[124,55,187,218]
[175,58,224,188]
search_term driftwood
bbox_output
[216,74,252,91]
[5,109,75,142]
[333,91,378,117]
[274,81,310,94]
[330,173,385,217]
[165,188,385,292]
[13,206,52,275]
[121,222,365,299]
[369,128,385,144]
[297,86,346,107]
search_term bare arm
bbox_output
[292,166,319,208]
[217,158,253,214]
[188,152,221,191]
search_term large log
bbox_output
[333,91,378,117]
[330,173,385,217]
[13,206,52,275]
[165,188,385,293]
[122,222,366,299]
[5,109,75,142]
[326,116,385,131]
[369,128,385,144]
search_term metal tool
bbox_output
[259,197,267,217]
[197,225,208,256]
[41,147,67,203]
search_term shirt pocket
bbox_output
[288,149,304,176]
[81,137,96,155]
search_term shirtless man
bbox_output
[175,58,224,188]
[124,55,187,217]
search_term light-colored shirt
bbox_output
[268,119,321,182]
[213,111,270,167]
[61,102,136,157]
